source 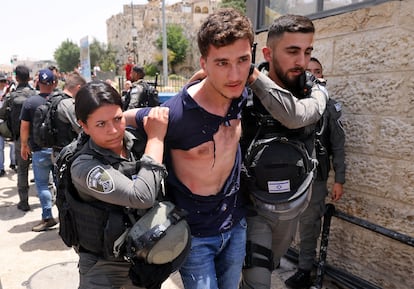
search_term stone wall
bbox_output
[106,0,220,76]
[106,1,414,287]
[255,1,414,288]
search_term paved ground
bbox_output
[0,143,339,289]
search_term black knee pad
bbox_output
[243,240,274,271]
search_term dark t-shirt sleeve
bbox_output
[134,107,151,133]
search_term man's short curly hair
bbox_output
[197,8,254,58]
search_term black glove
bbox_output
[128,258,172,289]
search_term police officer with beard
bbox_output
[285,57,346,289]
[240,15,329,289]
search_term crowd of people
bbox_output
[0,74,16,176]
[0,7,346,289]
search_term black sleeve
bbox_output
[327,99,346,184]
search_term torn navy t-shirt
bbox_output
[134,81,248,236]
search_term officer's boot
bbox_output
[285,268,312,289]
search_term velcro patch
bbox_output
[86,165,115,194]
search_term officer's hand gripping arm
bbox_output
[249,72,329,129]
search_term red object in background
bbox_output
[125,63,133,81]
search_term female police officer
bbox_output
[69,81,169,289]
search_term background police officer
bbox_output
[241,15,329,289]
[285,57,346,289]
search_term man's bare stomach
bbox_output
[171,142,239,196]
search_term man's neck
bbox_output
[63,88,72,97]
[192,79,233,117]
[39,89,53,95]
[17,82,30,88]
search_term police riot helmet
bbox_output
[126,201,191,270]
[246,137,317,220]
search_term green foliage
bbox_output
[54,38,117,73]
[154,50,176,73]
[144,63,160,77]
[156,24,189,67]
[168,74,186,81]
[54,40,80,72]
[99,43,117,72]
[219,0,246,13]
[89,39,117,72]
[89,38,105,69]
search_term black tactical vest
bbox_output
[69,141,145,260]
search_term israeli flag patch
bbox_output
[268,180,291,193]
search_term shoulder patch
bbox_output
[86,165,115,194]
[334,102,342,112]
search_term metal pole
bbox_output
[162,0,168,87]
[311,204,335,289]
[131,1,133,29]
[131,1,138,64]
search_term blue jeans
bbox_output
[9,142,15,166]
[0,137,16,170]
[179,218,247,289]
[32,148,54,220]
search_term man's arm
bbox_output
[327,100,346,201]
[20,120,31,160]
[248,68,328,129]
[124,108,141,127]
